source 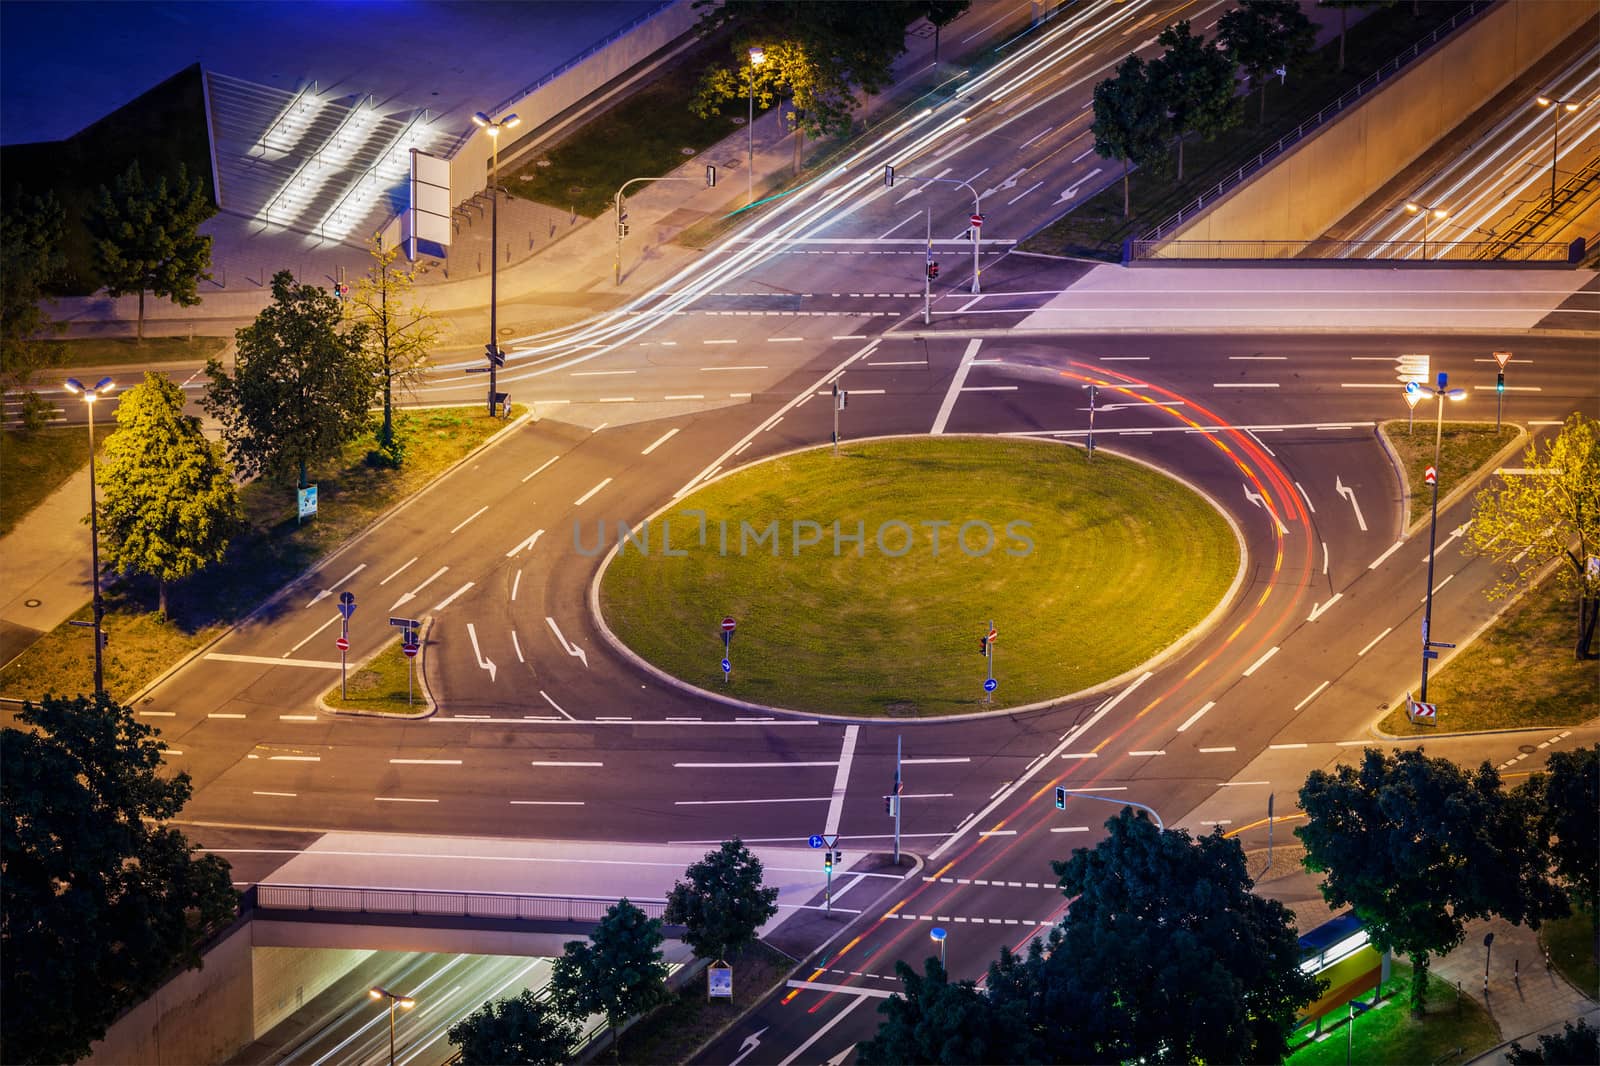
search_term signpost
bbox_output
[821,834,840,912]
[336,592,357,699]
[391,616,422,706]
[720,617,735,683]
[1493,350,1512,431]
[1083,383,1098,459]
[298,484,318,523]
[1404,381,1424,433]
[980,621,997,699]
[831,377,848,455]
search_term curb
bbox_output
[585,433,1251,724]
[1376,420,1529,539]
[315,615,436,719]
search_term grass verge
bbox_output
[1541,910,1599,999]
[322,636,425,714]
[1382,420,1514,528]
[1021,2,1474,259]
[48,336,229,369]
[0,426,98,537]
[1287,961,1499,1066]
[1379,571,1599,736]
[616,943,792,1066]
[0,407,517,701]
[600,438,1237,717]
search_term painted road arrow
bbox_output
[1335,475,1368,532]
[466,622,497,683]
[1055,167,1104,204]
[504,528,545,558]
[545,617,589,668]
[729,1028,767,1066]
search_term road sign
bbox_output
[390,617,421,629]
[984,677,998,693]
[403,641,419,659]
[969,213,984,227]
[1493,350,1513,370]
[987,624,997,643]
[721,658,732,674]
[823,834,839,848]
[337,591,357,620]
[721,617,737,633]
[1407,697,1437,722]
[1424,465,1437,485]
[708,962,733,999]
[808,834,825,849]
[336,636,350,651]
[298,484,318,519]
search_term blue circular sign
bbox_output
[930,926,948,942]
[721,658,732,673]
[808,834,825,849]
[983,677,998,692]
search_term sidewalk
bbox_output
[0,465,92,671]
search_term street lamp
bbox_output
[1405,371,1466,703]
[62,375,115,696]
[747,46,765,205]
[1402,201,1448,261]
[368,986,415,1066]
[471,108,521,417]
[1534,95,1582,210]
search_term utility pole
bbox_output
[472,109,521,415]
[1084,383,1097,459]
[923,207,932,325]
[894,735,903,864]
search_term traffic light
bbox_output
[927,261,940,280]
[705,164,717,187]
[1496,372,1505,393]
[978,634,989,655]
[1054,786,1066,810]
[824,850,834,871]
[885,795,898,816]
[335,283,349,300]
[618,222,629,238]
[485,344,505,368]
[884,164,895,187]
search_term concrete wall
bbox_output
[1164,0,1599,249]
[252,945,376,1036]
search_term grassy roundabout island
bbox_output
[599,438,1240,717]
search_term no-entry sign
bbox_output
[721,617,737,633]
[336,636,350,652]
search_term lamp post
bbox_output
[747,46,765,205]
[471,108,521,416]
[1534,95,1581,210]
[63,376,115,696]
[368,986,415,1066]
[1403,201,1448,260]
[1406,372,1466,703]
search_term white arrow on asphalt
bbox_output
[1335,476,1368,532]
[306,563,366,608]
[545,617,589,668]
[894,166,952,204]
[1243,483,1289,535]
[1055,167,1103,203]
[505,528,545,558]
[466,623,497,683]
[392,566,449,612]
[1306,593,1343,622]
[824,1047,853,1066]
[729,1027,767,1066]
[980,167,1028,199]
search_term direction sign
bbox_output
[721,617,737,633]
[390,616,421,630]
[983,677,998,693]
[337,591,357,620]
[336,636,350,651]
[403,641,419,659]
[1424,465,1437,485]
[808,834,825,849]
[1493,350,1513,370]
[721,658,732,674]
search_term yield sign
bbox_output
[1493,350,1513,370]
[822,834,839,849]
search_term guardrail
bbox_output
[1124,237,1582,264]
[253,883,668,922]
[1141,1,1489,242]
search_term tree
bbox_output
[87,161,214,341]
[922,1,970,65]
[549,898,669,1060]
[97,372,241,617]
[1467,413,1600,659]
[1217,0,1316,122]
[1044,808,1320,1063]
[1521,745,1598,914]
[1298,748,1567,1016]
[446,989,578,1066]
[858,958,1035,1066]
[1151,20,1242,182]
[347,236,437,463]
[203,270,376,491]
[1091,55,1171,218]
[1507,1020,1600,1065]
[1,693,238,1065]
[665,838,779,961]
[1322,0,1391,72]
[1,190,67,430]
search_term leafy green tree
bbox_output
[347,236,437,463]
[1151,20,1242,182]
[1507,1020,1600,1065]
[1298,748,1567,1016]
[1467,413,1600,659]
[97,372,241,617]
[665,838,779,961]
[446,989,578,1066]
[87,161,214,340]
[203,270,376,491]
[1218,0,1316,122]
[858,958,1036,1066]
[549,898,669,1060]
[1044,808,1320,1063]
[1,692,238,1065]
[1091,55,1171,218]
[1526,746,1598,913]
[1,190,67,430]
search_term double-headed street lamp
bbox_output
[62,375,115,696]
[1405,371,1466,703]
[471,108,521,416]
[747,46,766,205]
[1534,94,1582,210]
[368,986,415,1066]
[1403,201,1448,261]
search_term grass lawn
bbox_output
[617,942,792,1066]
[1541,910,1599,999]
[1379,571,1599,736]
[1382,420,1515,528]
[322,635,425,714]
[0,406,516,702]
[50,336,229,369]
[0,426,97,537]
[1287,962,1499,1066]
[1022,2,1474,259]
[600,438,1237,717]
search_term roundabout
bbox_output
[598,436,1242,717]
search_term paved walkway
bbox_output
[0,465,93,671]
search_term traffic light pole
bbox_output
[614,168,718,285]
[883,167,982,294]
[894,735,902,865]
[923,207,931,325]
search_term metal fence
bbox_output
[1124,238,1582,264]
[1141,1,1490,242]
[253,883,667,922]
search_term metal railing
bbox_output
[253,883,668,922]
[1125,237,1580,263]
[261,94,373,228]
[316,108,434,243]
[1142,1,1490,242]
[253,79,320,158]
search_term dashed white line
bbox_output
[902,757,971,765]
[522,456,558,483]
[1198,746,1236,753]
[1292,681,1331,712]
[1242,646,1280,676]
[979,830,1018,837]
[209,713,246,719]
[432,582,474,611]
[665,394,705,401]
[1358,626,1393,656]
[1128,750,1166,757]
[269,754,321,761]
[574,478,612,506]
[530,761,604,767]
[768,337,805,343]
[1368,541,1405,570]
[1270,742,1310,750]
[380,557,417,585]
[642,429,680,455]
[1214,382,1279,388]
[540,690,577,721]
[1218,781,1270,788]
[598,396,634,403]
[509,800,585,806]
[1177,701,1216,732]
[512,631,524,663]
[701,365,768,371]
[391,758,462,765]
[449,505,488,534]
[375,797,439,804]
[571,369,635,376]
[703,339,738,345]
[280,714,319,722]
[1050,826,1090,833]
[253,791,297,798]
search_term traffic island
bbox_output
[597,437,1240,718]
[319,623,433,718]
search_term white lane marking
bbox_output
[279,715,318,721]
[1020,126,1055,148]
[139,711,177,716]
[961,385,1018,392]
[305,563,366,608]
[598,396,635,403]
[254,791,297,797]
[1358,626,1393,656]
[1177,701,1216,732]
[1242,646,1280,677]
[1069,786,1127,793]
[571,369,636,376]
[665,394,705,400]
[778,995,875,1065]
[1055,167,1103,203]
[375,797,438,803]
[931,339,984,434]
[509,800,585,806]
[450,505,489,534]
[1099,356,1149,361]
[1214,382,1279,388]
[868,360,927,367]
[204,653,342,670]
[1425,573,1455,598]
[521,456,558,483]
[1246,429,1276,456]
[545,617,589,668]
[379,557,417,585]
[902,757,971,764]
[1270,743,1311,751]
[512,630,524,662]
[392,565,447,610]
[1368,541,1404,570]
[1307,593,1343,622]
[674,761,839,768]
[1230,355,1288,360]
[676,796,831,806]
[1243,483,1289,535]
[1292,680,1333,712]
[768,337,805,344]
[511,570,523,603]
[433,582,475,612]
[1335,476,1368,531]
[391,758,462,765]
[287,612,342,655]
[269,754,320,761]
[529,760,604,767]
[1007,180,1044,204]
[1060,752,1098,760]
[574,478,612,506]
[824,726,860,837]
[1295,481,1316,512]
[1128,750,1165,757]
[466,622,497,682]
[1199,746,1236,753]
[1071,147,1095,163]
[703,339,737,346]
[878,211,923,240]
[700,365,768,371]
[506,529,544,558]
[539,690,577,721]
[1323,540,1330,575]
[1218,781,1271,787]
[979,830,1018,837]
